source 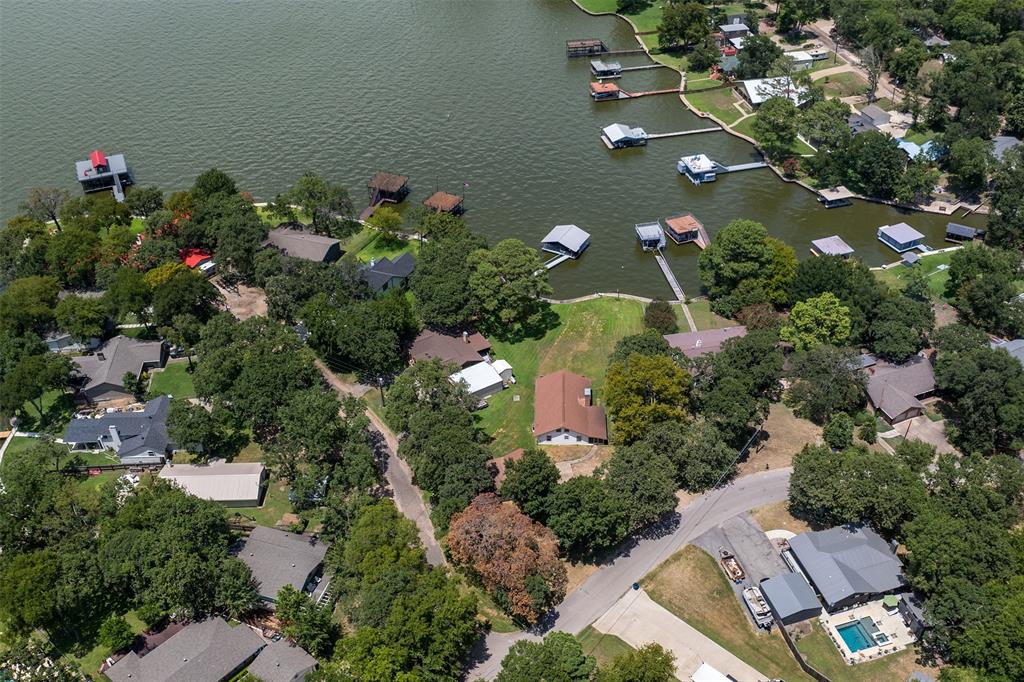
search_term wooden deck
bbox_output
[654,250,686,302]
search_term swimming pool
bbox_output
[837,621,877,653]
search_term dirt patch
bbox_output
[215,278,268,320]
[933,301,959,328]
[750,501,812,536]
[543,444,601,463]
[739,403,821,476]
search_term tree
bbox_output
[643,299,678,335]
[98,615,136,653]
[752,97,799,160]
[0,275,59,336]
[385,359,476,433]
[889,39,927,85]
[468,239,553,340]
[54,294,107,342]
[698,220,790,316]
[987,148,1024,250]
[604,443,678,531]
[896,159,941,205]
[894,439,936,473]
[105,268,152,325]
[368,205,403,245]
[46,227,100,288]
[840,131,907,199]
[657,2,708,49]
[159,314,203,369]
[689,35,721,72]
[500,448,561,522]
[124,186,164,217]
[605,353,691,444]
[595,643,676,682]
[0,550,61,633]
[0,353,73,427]
[411,229,487,327]
[868,293,934,362]
[216,559,258,619]
[644,418,736,491]
[448,494,566,624]
[737,34,784,79]
[280,171,355,237]
[800,98,853,152]
[949,576,1024,682]
[946,137,992,195]
[191,168,237,201]
[167,399,226,460]
[608,331,680,366]
[823,412,854,450]
[496,632,596,682]
[781,292,851,351]
[20,187,70,231]
[547,476,629,557]
[786,345,866,424]
[776,0,823,34]
[151,269,221,326]
[861,46,883,102]
[275,585,337,657]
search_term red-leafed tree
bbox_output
[448,494,566,624]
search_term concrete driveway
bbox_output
[593,589,769,681]
[887,415,957,455]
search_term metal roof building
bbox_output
[159,461,267,507]
[264,224,343,263]
[788,525,906,611]
[760,572,822,625]
[877,222,925,252]
[739,77,810,106]
[450,361,506,400]
[810,235,854,258]
[235,525,329,604]
[541,224,592,257]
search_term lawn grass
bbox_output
[795,620,928,682]
[75,470,122,493]
[460,582,518,633]
[643,545,813,681]
[818,71,868,98]
[803,53,847,73]
[230,475,292,527]
[354,234,420,263]
[638,34,688,71]
[474,298,645,455]
[873,250,954,302]
[577,625,635,667]
[339,226,380,257]
[18,388,76,431]
[119,325,161,341]
[686,299,736,330]
[901,128,939,145]
[0,436,42,472]
[732,115,816,155]
[576,0,664,33]
[63,610,146,680]
[148,360,197,399]
[684,77,726,92]
[685,87,743,125]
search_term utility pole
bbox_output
[378,376,386,407]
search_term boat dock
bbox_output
[717,161,768,173]
[619,64,666,72]
[647,127,721,139]
[566,39,646,58]
[544,254,573,269]
[624,88,679,99]
[653,250,685,302]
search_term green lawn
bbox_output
[230,475,293,528]
[685,87,744,125]
[119,325,161,340]
[686,299,737,330]
[0,436,41,472]
[577,626,635,667]
[685,77,726,92]
[474,298,645,455]
[643,545,812,681]
[148,360,197,399]
[901,128,939,145]
[795,620,927,682]
[873,251,954,302]
[339,226,380,257]
[733,115,816,155]
[18,388,76,431]
[76,470,122,493]
[354,233,420,263]
[255,205,311,226]
[819,71,868,98]
[639,34,687,70]
[576,0,665,33]
[804,52,847,73]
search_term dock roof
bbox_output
[423,191,463,212]
[75,152,128,181]
[590,81,620,94]
[367,171,409,193]
[879,222,925,244]
[634,222,664,242]
[817,186,855,201]
[811,235,854,257]
[542,224,591,253]
[663,212,703,236]
[946,222,978,239]
[602,123,646,143]
[679,154,716,173]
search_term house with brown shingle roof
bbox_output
[409,330,491,368]
[865,355,936,424]
[534,370,608,445]
[664,326,747,359]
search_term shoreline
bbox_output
[567,0,978,218]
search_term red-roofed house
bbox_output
[179,248,216,277]
[534,370,608,445]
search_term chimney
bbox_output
[463,331,469,344]
[583,387,592,406]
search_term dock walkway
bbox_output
[717,161,768,173]
[653,250,697,332]
[544,254,573,270]
[648,127,721,139]
[620,64,666,72]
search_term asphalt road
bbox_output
[467,466,793,680]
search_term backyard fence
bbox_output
[778,625,832,682]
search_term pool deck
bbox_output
[819,599,917,665]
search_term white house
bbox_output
[450,361,509,400]
[533,370,608,445]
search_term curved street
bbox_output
[468,466,793,679]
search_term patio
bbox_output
[819,598,917,665]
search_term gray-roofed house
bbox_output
[73,335,166,403]
[247,639,318,682]
[810,236,854,258]
[923,35,950,49]
[234,526,329,605]
[788,525,907,611]
[866,355,936,423]
[945,222,982,243]
[877,222,925,253]
[664,326,748,359]
[159,461,267,507]
[991,338,1024,367]
[847,111,878,136]
[993,135,1021,162]
[264,223,343,263]
[541,224,593,257]
[897,593,932,638]
[760,573,823,625]
[104,617,264,682]
[63,396,175,465]
[360,253,416,293]
[860,104,890,126]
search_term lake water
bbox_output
[0,0,983,297]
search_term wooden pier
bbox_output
[718,161,768,173]
[619,64,666,72]
[653,250,686,302]
[567,39,648,58]
[647,127,721,139]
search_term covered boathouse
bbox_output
[75,150,134,202]
[677,154,718,185]
[602,123,648,149]
[590,59,622,78]
[945,222,983,243]
[367,171,410,204]
[817,186,855,208]
[810,235,854,258]
[663,212,708,248]
[423,191,465,215]
[567,39,606,58]
[541,224,591,258]
[877,222,925,253]
[635,222,665,250]
[591,82,624,100]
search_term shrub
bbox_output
[643,300,678,335]
[823,412,854,450]
[98,615,136,653]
